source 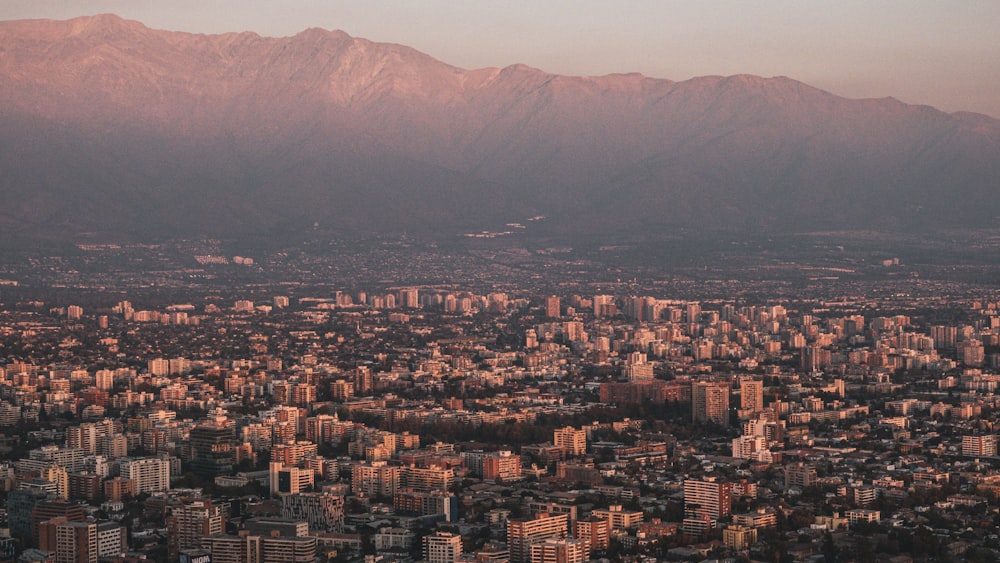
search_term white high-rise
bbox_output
[120,457,170,494]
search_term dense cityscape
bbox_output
[0,239,998,562]
[3,2,999,562]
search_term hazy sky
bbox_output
[4,1,1000,117]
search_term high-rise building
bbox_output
[40,464,69,499]
[591,505,643,531]
[148,358,170,376]
[18,448,80,477]
[393,489,459,522]
[304,414,337,443]
[959,339,986,367]
[329,380,355,401]
[624,351,654,381]
[97,435,128,460]
[352,461,399,497]
[261,535,317,563]
[529,538,589,563]
[563,321,586,342]
[623,296,645,321]
[202,530,314,563]
[572,517,610,552]
[553,427,586,457]
[526,501,577,522]
[103,477,135,501]
[167,499,225,562]
[784,462,818,488]
[723,525,757,551]
[189,423,234,478]
[545,296,561,319]
[94,370,114,391]
[120,458,171,494]
[507,513,569,563]
[931,325,958,349]
[739,379,764,416]
[399,288,420,309]
[732,508,779,529]
[45,520,97,563]
[96,521,127,559]
[202,533,262,563]
[280,492,344,532]
[686,302,702,323]
[962,435,997,457]
[731,435,769,462]
[354,366,373,395]
[453,448,484,471]
[28,445,86,473]
[31,500,87,547]
[0,401,21,425]
[19,478,59,497]
[66,424,104,455]
[271,442,317,466]
[244,518,309,538]
[6,488,47,540]
[290,383,317,406]
[742,416,785,449]
[482,451,523,482]
[592,295,616,318]
[400,465,454,492]
[692,382,730,426]
[423,531,463,563]
[474,543,510,563]
[684,479,732,520]
[270,462,314,495]
[800,345,832,371]
[487,292,508,313]
[168,357,191,376]
[68,472,102,502]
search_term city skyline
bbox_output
[0,232,999,561]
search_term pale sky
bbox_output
[3,1,999,118]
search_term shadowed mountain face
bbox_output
[1,14,999,243]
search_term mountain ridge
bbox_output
[1,14,998,243]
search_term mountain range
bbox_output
[1,14,999,245]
